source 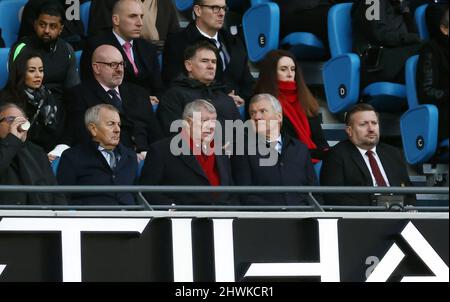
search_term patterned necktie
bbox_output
[107,89,123,111]
[366,150,387,186]
[123,41,139,75]
[105,150,117,169]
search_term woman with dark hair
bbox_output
[417,4,448,140]
[0,49,64,153]
[254,49,329,162]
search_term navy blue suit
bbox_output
[57,142,138,205]
[234,134,317,205]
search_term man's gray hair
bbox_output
[84,104,119,130]
[250,94,283,114]
[182,99,217,120]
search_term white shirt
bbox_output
[99,83,121,99]
[113,30,135,61]
[356,146,390,187]
[98,145,120,168]
[196,26,230,70]
[267,135,283,154]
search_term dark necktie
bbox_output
[210,38,229,70]
[107,89,123,111]
[104,149,117,169]
[366,150,387,186]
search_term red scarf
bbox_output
[182,130,221,186]
[277,80,317,151]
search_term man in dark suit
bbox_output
[162,0,254,101]
[80,0,162,103]
[321,104,414,207]
[140,100,236,207]
[158,41,242,136]
[57,104,137,205]
[63,44,162,161]
[0,102,66,205]
[234,94,317,206]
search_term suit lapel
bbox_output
[90,80,112,105]
[215,155,229,186]
[348,142,373,185]
[180,154,208,180]
[377,144,396,185]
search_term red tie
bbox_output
[123,42,139,75]
[366,150,387,186]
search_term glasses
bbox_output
[96,61,126,69]
[199,4,228,14]
[0,116,17,124]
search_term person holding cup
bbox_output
[0,102,66,205]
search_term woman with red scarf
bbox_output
[254,50,329,162]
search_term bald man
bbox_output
[63,44,162,161]
[80,0,163,98]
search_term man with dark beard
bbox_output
[11,2,80,104]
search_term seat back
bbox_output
[405,55,419,109]
[243,2,279,62]
[415,4,429,41]
[328,3,353,58]
[80,1,91,36]
[400,105,439,164]
[0,48,10,89]
[250,0,271,5]
[175,0,193,11]
[51,157,61,176]
[314,161,322,185]
[0,0,28,47]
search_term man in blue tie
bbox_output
[57,104,138,205]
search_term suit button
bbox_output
[280,162,284,167]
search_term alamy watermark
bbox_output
[168,112,280,167]
[366,0,381,21]
[65,0,81,21]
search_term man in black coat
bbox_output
[57,104,137,205]
[157,41,242,136]
[321,104,414,207]
[162,0,254,101]
[80,0,163,101]
[234,94,317,206]
[0,102,66,205]
[63,44,162,161]
[140,100,236,207]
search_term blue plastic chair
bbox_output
[51,157,61,176]
[243,2,325,63]
[415,4,429,41]
[400,55,448,164]
[80,1,91,36]
[314,161,322,185]
[174,0,193,11]
[136,159,145,178]
[323,3,407,114]
[0,0,28,47]
[0,48,10,89]
[74,50,82,74]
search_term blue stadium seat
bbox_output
[137,159,145,178]
[405,55,419,108]
[400,55,448,164]
[415,4,429,41]
[400,105,439,164]
[243,2,325,63]
[80,1,91,36]
[0,0,28,47]
[51,157,61,176]
[323,3,407,113]
[174,0,193,11]
[74,50,82,74]
[152,103,158,112]
[0,48,9,89]
[314,161,322,184]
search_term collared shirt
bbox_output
[267,135,283,154]
[98,145,120,168]
[356,146,390,186]
[99,82,120,98]
[113,30,135,61]
[196,26,230,70]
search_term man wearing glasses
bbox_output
[63,45,162,162]
[0,102,66,205]
[162,0,254,104]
